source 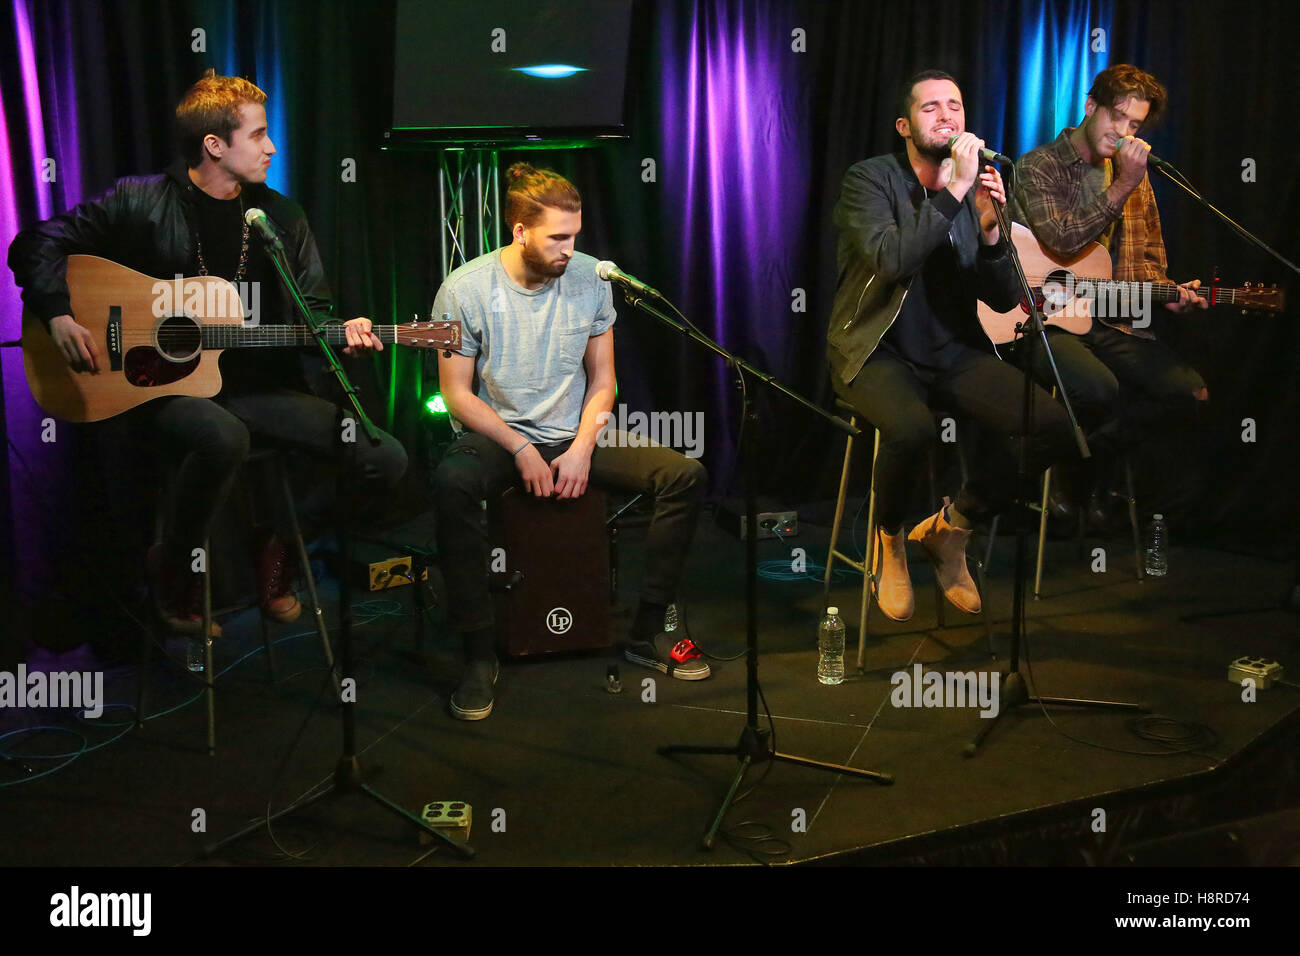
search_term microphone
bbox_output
[244,207,285,253]
[595,260,663,298]
[1116,136,1171,169]
[947,135,1013,165]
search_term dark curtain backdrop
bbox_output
[3,0,1296,632]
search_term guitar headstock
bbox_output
[1236,282,1286,314]
[396,319,462,351]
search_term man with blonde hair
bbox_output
[9,70,405,635]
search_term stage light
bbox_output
[513,65,587,79]
[425,394,448,415]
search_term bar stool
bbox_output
[823,399,995,671]
[135,446,336,754]
[982,387,1144,597]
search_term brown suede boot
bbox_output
[872,527,914,622]
[907,507,981,614]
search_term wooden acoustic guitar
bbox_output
[22,255,460,422]
[976,223,1285,344]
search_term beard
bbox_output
[521,242,569,280]
[913,128,956,162]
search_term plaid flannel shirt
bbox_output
[1011,129,1168,338]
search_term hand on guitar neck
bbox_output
[48,315,100,374]
[341,316,384,356]
[1166,278,1209,314]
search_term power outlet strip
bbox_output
[418,800,472,844]
[717,502,799,540]
[1228,656,1285,690]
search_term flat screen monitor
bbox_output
[390,0,635,146]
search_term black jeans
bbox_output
[432,430,706,636]
[132,389,408,563]
[835,346,1076,531]
[1014,324,1206,457]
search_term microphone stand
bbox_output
[966,180,1144,756]
[617,286,893,853]
[1147,159,1300,280]
[1145,160,1300,621]
[204,224,473,859]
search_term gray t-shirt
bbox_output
[433,249,617,443]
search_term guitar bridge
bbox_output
[107,306,122,371]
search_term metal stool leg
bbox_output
[823,420,856,612]
[956,426,993,658]
[201,536,215,756]
[1034,465,1052,598]
[1124,457,1144,581]
[927,450,947,630]
[274,456,339,691]
[858,429,880,670]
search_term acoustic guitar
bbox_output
[22,255,460,422]
[976,223,1285,344]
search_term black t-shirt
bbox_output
[881,211,989,371]
[189,184,303,391]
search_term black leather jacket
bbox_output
[8,161,333,329]
[826,152,1021,389]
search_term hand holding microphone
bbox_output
[945,134,1009,207]
[1112,135,1153,187]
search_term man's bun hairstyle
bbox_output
[504,162,581,229]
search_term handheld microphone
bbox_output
[595,260,663,298]
[1116,136,1170,169]
[244,207,285,253]
[947,135,1013,165]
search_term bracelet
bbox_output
[512,439,530,456]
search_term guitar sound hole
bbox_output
[155,314,202,361]
[1041,269,1075,314]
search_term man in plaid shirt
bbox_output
[1011,64,1207,524]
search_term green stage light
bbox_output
[425,394,448,415]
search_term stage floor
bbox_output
[2,513,1297,867]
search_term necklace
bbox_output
[195,190,250,282]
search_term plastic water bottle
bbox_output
[186,636,205,673]
[664,603,679,633]
[1144,514,1168,577]
[818,607,846,685]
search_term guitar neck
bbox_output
[200,324,398,348]
[1097,280,1246,305]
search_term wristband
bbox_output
[513,439,530,456]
